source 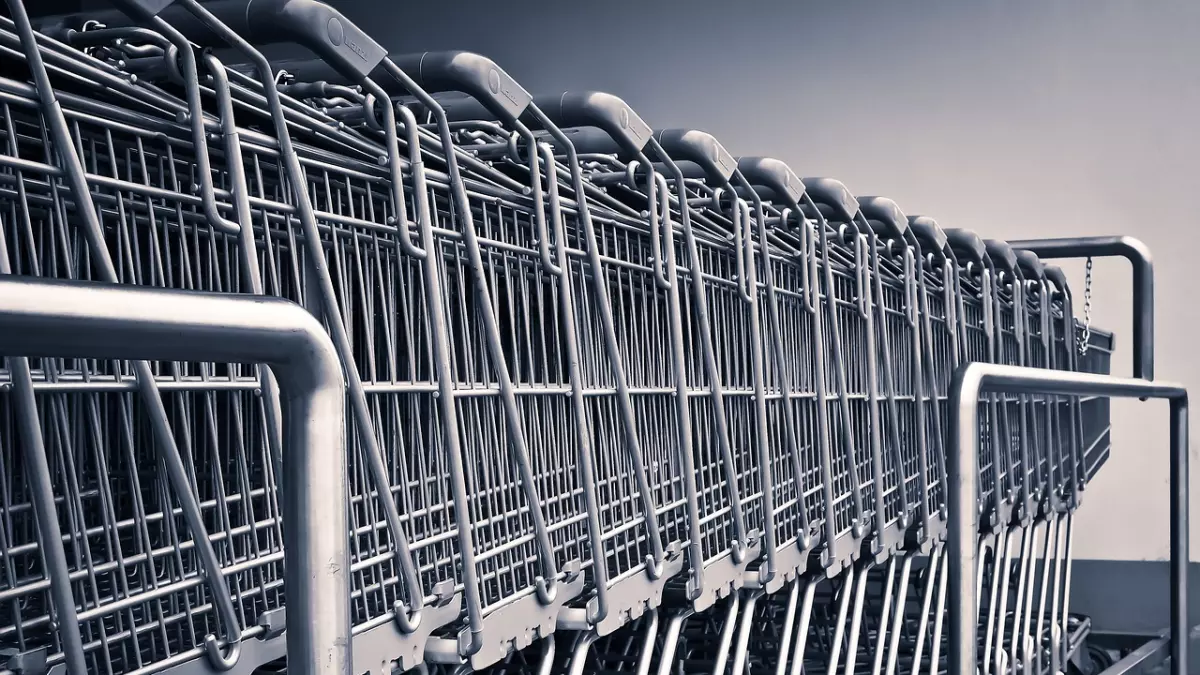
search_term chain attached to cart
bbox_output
[1080,256,1094,354]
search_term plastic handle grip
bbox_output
[1043,265,1070,291]
[856,196,909,240]
[654,129,737,183]
[390,51,531,126]
[984,239,1019,271]
[244,0,386,82]
[554,127,625,156]
[431,93,503,123]
[532,92,653,156]
[907,215,947,251]
[736,157,805,205]
[115,0,388,82]
[944,228,987,262]
[801,177,860,223]
[1015,250,1045,278]
[672,161,710,181]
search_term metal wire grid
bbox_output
[992,279,1024,521]
[872,245,925,546]
[557,153,744,614]
[1023,278,1055,510]
[0,380,282,673]
[0,64,288,674]
[1074,327,1113,483]
[0,9,1125,675]
[551,179,693,620]
[821,237,874,562]
[664,189,761,584]
[1024,273,1081,511]
[0,25,582,670]
[568,204,689,590]
[694,206,769,564]
[240,82,602,657]
[919,260,956,535]
[957,270,1006,526]
[760,240,826,559]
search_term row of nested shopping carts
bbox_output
[0,1,1131,674]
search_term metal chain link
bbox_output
[1079,256,1093,355]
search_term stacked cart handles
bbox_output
[0,0,1178,674]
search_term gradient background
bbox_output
[34,0,1200,634]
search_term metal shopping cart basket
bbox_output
[0,10,303,675]
[10,2,595,672]
[0,0,1155,673]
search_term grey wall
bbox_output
[337,0,1200,562]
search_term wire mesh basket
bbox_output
[0,3,1136,674]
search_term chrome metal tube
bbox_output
[948,362,1186,675]
[0,277,349,675]
[1008,236,1154,380]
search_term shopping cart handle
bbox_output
[419,92,495,123]
[550,126,627,157]
[533,92,653,156]
[390,52,532,126]
[801,177,860,223]
[402,91,517,126]
[907,215,947,251]
[1015,250,1045,278]
[856,196,909,240]
[944,228,987,262]
[1043,265,1070,292]
[736,157,805,206]
[983,239,1019,271]
[654,129,737,184]
[111,0,389,82]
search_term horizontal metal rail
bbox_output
[1008,236,1154,380]
[0,276,348,675]
[949,363,1187,675]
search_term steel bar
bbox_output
[0,276,348,675]
[948,362,1186,675]
[1008,236,1153,380]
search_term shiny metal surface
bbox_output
[1008,236,1154,380]
[948,363,1186,675]
[0,2,1155,674]
[0,276,348,675]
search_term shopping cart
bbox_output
[0,8,298,675]
[12,2,591,673]
[0,1,1154,673]
[574,126,778,670]
[271,51,729,671]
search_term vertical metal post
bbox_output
[0,277,350,675]
[949,363,1187,675]
[949,368,981,675]
[1171,396,1189,673]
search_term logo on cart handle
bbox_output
[486,67,529,112]
[327,17,344,46]
[327,17,369,61]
